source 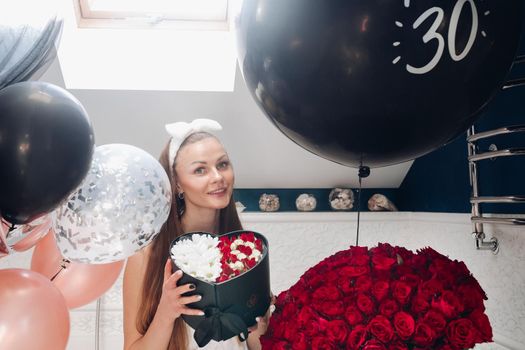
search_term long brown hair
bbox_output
[137,133,243,350]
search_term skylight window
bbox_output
[56,0,240,91]
[78,0,228,25]
[81,0,227,19]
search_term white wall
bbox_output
[1,212,523,349]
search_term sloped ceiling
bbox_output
[39,58,413,189]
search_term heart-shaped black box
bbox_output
[170,230,271,345]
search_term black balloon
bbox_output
[0,82,94,224]
[236,0,524,168]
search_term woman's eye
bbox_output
[218,161,230,169]
[194,167,206,174]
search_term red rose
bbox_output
[313,285,342,301]
[296,306,317,327]
[247,258,258,269]
[418,278,443,300]
[237,244,253,256]
[372,280,390,301]
[239,232,255,242]
[379,299,399,318]
[446,318,479,350]
[392,281,412,305]
[338,278,355,294]
[344,305,364,326]
[410,293,430,316]
[368,315,394,343]
[469,309,493,341]
[362,339,387,350]
[393,245,413,260]
[356,275,373,293]
[413,321,435,347]
[346,325,368,350]
[372,254,396,270]
[393,311,415,339]
[357,293,376,315]
[407,253,427,270]
[350,254,370,266]
[423,310,447,335]
[304,271,325,289]
[311,337,336,350]
[255,239,263,251]
[312,300,345,317]
[289,284,309,305]
[304,316,328,337]
[290,332,308,350]
[388,341,409,350]
[260,338,288,350]
[399,273,421,288]
[282,323,299,341]
[457,283,485,311]
[338,265,370,277]
[266,314,285,338]
[352,246,369,256]
[326,320,350,345]
[431,290,464,319]
[324,270,340,284]
[281,302,298,320]
[436,346,454,350]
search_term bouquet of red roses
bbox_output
[261,243,492,350]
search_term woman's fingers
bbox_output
[178,294,202,306]
[163,258,172,283]
[164,269,183,289]
[174,283,196,296]
[180,306,205,316]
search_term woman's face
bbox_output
[174,137,234,211]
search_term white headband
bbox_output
[165,118,223,170]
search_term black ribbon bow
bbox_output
[193,306,249,347]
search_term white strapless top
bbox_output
[185,323,248,350]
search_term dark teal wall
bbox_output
[397,30,525,214]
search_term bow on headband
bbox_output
[165,118,222,170]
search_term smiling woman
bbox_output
[123,119,272,350]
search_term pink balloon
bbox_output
[0,268,70,350]
[31,232,124,309]
[7,214,52,252]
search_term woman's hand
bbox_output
[247,294,276,350]
[155,259,204,324]
[248,294,276,335]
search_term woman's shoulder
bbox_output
[123,245,152,283]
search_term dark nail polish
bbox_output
[189,284,196,290]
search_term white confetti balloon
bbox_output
[55,144,172,263]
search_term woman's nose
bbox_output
[210,168,223,182]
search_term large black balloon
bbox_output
[236,0,524,168]
[0,82,94,224]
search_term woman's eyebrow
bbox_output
[190,160,207,165]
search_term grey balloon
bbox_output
[54,144,172,263]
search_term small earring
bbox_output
[178,192,184,200]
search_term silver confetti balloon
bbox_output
[54,144,172,263]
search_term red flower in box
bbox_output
[217,232,264,282]
[261,243,492,350]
